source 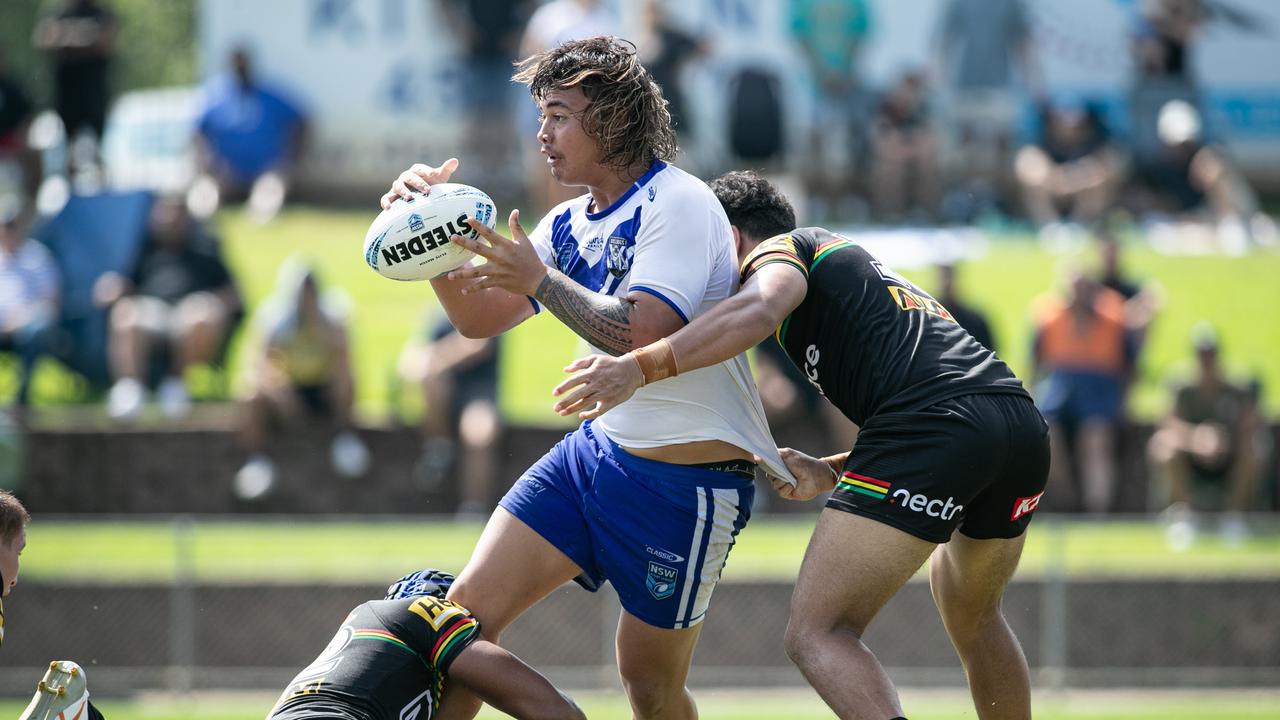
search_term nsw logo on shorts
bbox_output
[646,561,679,600]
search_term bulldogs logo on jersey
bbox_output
[606,235,634,278]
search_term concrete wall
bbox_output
[17,421,1280,515]
[1,577,1276,694]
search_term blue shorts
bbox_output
[499,421,754,629]
[1037,370,1123,425]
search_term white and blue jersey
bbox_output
[501,161,788,629]
[526,161,788,481]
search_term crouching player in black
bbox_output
[553,172,1048,720]
[268,569,583,720]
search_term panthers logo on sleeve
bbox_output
[406,596,480,669]
[740,234,807,281]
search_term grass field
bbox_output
[4,689,1279,720]
[22,517,1280,584]
[213,208,1280,425]
[16,206,1278,424]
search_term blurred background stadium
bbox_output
[0,0,1278,718]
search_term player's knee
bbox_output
[617,668,683,719]
[783,614,834,671]
[931,568,1001,632]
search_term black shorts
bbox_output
[827,393,1050,543]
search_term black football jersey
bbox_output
[269,596,480,720]
[740,227,1028,426]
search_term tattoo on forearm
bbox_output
[534,270,634,355]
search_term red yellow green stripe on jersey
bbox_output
[431,616,479,668]
[352,628,414,654]
[740,234,808,279]
[741,234,856,346]
[838,471,890,500]
[741,233,856,280]
[809,236,854,271]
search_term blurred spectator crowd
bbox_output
[0,0,1275,527]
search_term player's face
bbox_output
[0,527,25,597]
[536,86,606,189]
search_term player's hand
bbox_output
[551,353,643,420]
[380,158,460,209]
[447,209,548,296]
[772,447,837,502]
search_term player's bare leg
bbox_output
[784,510,936,719]
[437,507,583,720]
[615,611,702,720]
[929,532,1031,720]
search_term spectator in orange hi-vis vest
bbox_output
[1032,268,1136,513]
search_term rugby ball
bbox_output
[363,183,497,281]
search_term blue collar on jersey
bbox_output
[584,161,667,221]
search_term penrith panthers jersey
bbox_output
[268,596,479,720]
[739,227,1029,427]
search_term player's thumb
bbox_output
[509,209,526,241]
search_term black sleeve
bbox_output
[387,596,481,676]
[739,231,817,284]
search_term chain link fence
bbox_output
[1,515,1277,696]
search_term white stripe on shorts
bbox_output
[675,487,708,625]
[684,488,743,626]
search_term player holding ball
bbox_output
[382,37,790,720]
[554,171,1049,720]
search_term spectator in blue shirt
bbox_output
[194,46,307,223]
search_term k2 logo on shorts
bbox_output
[1011,491,1045,521]
[646,561,678,600]
[606,235,634,278]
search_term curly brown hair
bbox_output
[514,35,678,174]
[709,171,796,242]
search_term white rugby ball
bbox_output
[363,183,497,281]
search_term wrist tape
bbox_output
[631,338,679,386]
